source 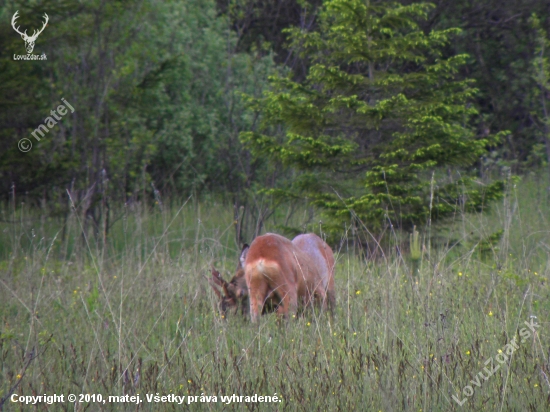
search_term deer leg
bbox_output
[276,285,297,319]
[315,286,327,310]
[326,289,336,315]
[248,276,268,323]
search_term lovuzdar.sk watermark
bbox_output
[18,98,75,153]
[452,317,540,406]
[11,10,48,60]
[14,53,47,61]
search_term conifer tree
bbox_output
[241,0,506,234]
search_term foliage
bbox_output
[241,0,506,236]
[223,0,550,173]
[135,1,280,198]
[1,180,549,411]
[529,14,550,176]
[0,0,278,208]
[215,0,323,71]
[0,0,548,246]
[421,0,550,171]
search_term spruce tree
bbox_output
[241,0,506,235]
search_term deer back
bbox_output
[292,234,335,291]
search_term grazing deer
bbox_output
[210,233,335,322]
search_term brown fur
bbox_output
[291,233,336,310]
[243,233,335,322]
[210,233,335,321]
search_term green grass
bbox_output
[1,175,549,411]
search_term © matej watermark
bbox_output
[11,10,48,60]
[452,317,540,406]
[18,98,75,153]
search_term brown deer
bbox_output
[210,233,335,322]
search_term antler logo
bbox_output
[11,10,49,54]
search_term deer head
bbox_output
[12,11,49,54]
[208,255,249,317]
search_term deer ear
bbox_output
[208,272,223,299]
[239,244,249,269]
[210,267,225,287]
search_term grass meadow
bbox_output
[1,175,550,411]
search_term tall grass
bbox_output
[1,175,549,411]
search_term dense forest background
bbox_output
[1,0,549,244]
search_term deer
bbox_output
[11,11,49,54]
[209,233,335,322]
